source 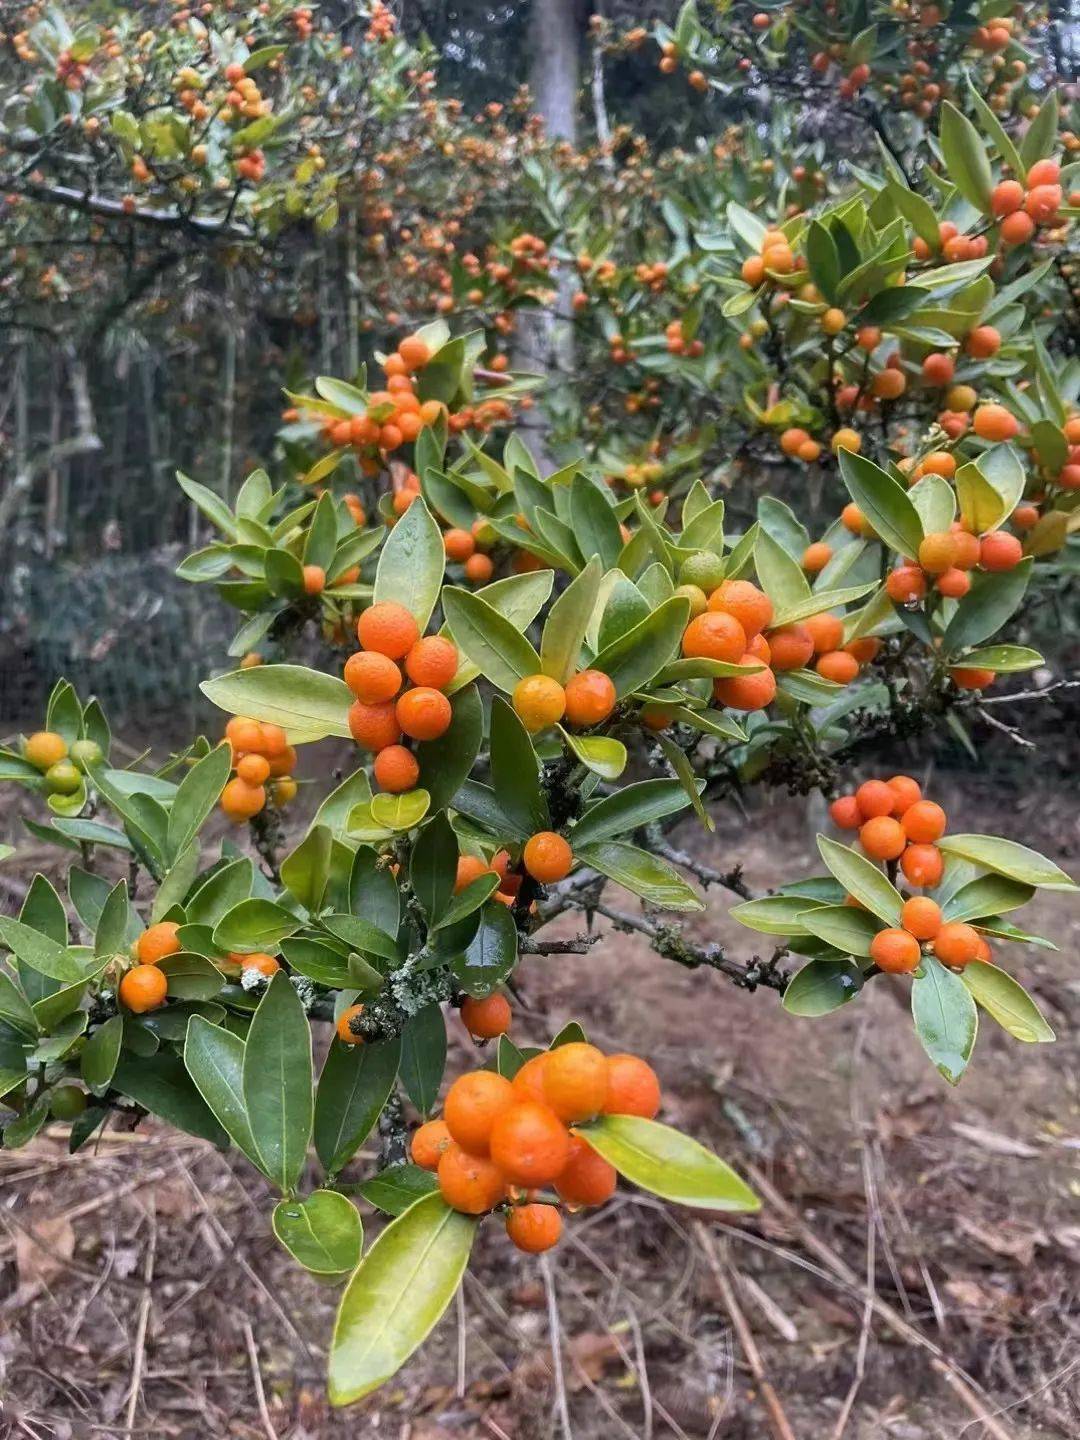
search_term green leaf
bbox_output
[959,645,1042,674]
[885,178,940,249]
[0,918,84,983]
[178,471,238,538]
[399,1004,447,1119]
[577,1115,759,1211]
[373,497,445,631]
[942,559,1032,654]
[410,813,458,927]
[966,78,1024,181]
[816,837,903,924]
[159,951,225,1001]
[937,835,1076,891]
[911,954,978,1085]
[441,587,541,693]
[961,964,1054,1043]
[570,476,623,570]
[540,558,602,684]
[432,873,499,932]
[328,1193,477,1406]
[908,473,955,535]
[782,958,864,1016]
[454,904,518,997]
[281,825,332,913]
[314,1036,402,1176]
[754,527,809,611]
[359,1164,439,1217]
[80,1015,123,1092]
[1020,90,1059,173]
[167,744,231,861]
[0,971,37,1036]
[112,1053,229,1145]
[943,873,1034,922]
[576,841,703,911]
[242,972,314,1192]
[558,729,627,780]
[939,102,993,212]
[273,1192,363,1276]
[730,895,825,937]
[592,597,690,698]
[838,450,923,559]
[183,1016,263,1168]
[801,904,880,956]
[201,664,352,742]
[213,899,302,953]
[443,572,553,694]
[186,859,254,928]
[303,492,339,572]
[572,779,696,848]
[416,683,483,812]
[95,879,131,957]
[151,841,200,924]
[805,219,841,303]
[369,790,431,832]
[489,698,547,836]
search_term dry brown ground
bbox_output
[1,772,1079,1440]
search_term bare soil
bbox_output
[2,773,1079,1439]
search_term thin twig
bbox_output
[541,1252,574,1440]
[123,1201,157,1437]
[242,1321,280,1440]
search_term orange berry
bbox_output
[564,669,617,727]
[682,611,747,663]
[972,404,1018,443]
[411,1118,452,1172]
[237,952,280,977]
[455,854,489,892]
[1000,210,1035,246]
[336,1004,365,1044]
[708,579,773,638]
[603,1054,661,1118]
[489,1101,571,1187]
[443,527,476,562]
[844,637,881,665]
[510,1053,550,1105]
[713,659,777,711]
[136,921,181,965]
[397,334,431,370]
[920,451,956,478]
[869,927,922,974]
[979,531,1023,571]
[901,843,943,888]
[221,777,266,822]
[950,530,982,570]
[886,775,922,815]
[901,897,942,941]
[965,325,1001,359]
[506,1202,563,1252]
[860,815,907,861]
[766,624,814,671]
[902,800,946,844]
[302,564,325,595]
[921,352,955,387]
[119,964,168,1013]
[816,650,859,683]
[1027,158,1061,187]
[438,1141,506,1214]
[225,715,264,754]
[990,179,1024,216]
[803,612,844,653]
[933,922,981,967]
[236,753,271,785]
[259,723,289,759]
[741,255,766,286]
[523,831,573,884]
[405,635,458,690]
[872,368,906,400]
[829,795,863,830]
[918,532,956,574]
[780,427,810,457]
[841,502,866,534]
[344,650,403,703]
[460,993,512,1040]
[512,674,566,733]
[802,542,832,573]
[464,552,494,584]
[543,1042,608,1123]
[856,779,896,818]
[886,565,926,603]
[357,600,421,659]
[372,744,420,793]
[396,686,452,741]
[348,699,402,752]
[445,1071,515,1156]
[747,632,771,664]
[951,666,996,691]
[268,745,298,777]
[555,1136,618,1207]
[936,567,971,599]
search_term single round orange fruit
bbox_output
[523,831,573,883]
[119,964,168,1013]
[412,1118,452,1172]
[396,686,452,741]
[438,1142,506,1214]
[603,1054,661,1118]
[555,1136,618,1207]
[344,650,402,703]
[543,1042,609,1123]
[336,1004,365,1044]
[506,1202,563,1252]
[512,674,566,733]
[564,670,617,727]
[405,635,458,690]
[444,1070,515,1156]
[357,600,420,659]
[136,921,181,965]
[489,1101,571,1187]
[460,993,512,1040]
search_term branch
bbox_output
[644,827,754,899]
[594,902,790,993]
[7,178,252,241]
[520,932,603,955]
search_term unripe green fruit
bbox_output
[45,759,82,795]
[70,738,104,769]
[674,582,708,617]
[678,552,725,591]
[49,1084,88,1120]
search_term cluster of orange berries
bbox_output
[119,923,280,1016]
[454,828,575,907]
[739,226,805,288]
[55,49,89,90]
[289,6,314,40]
[679,579,872,709]
[635,260,671,292]
[830,775,950,890]
[222,62,270,123]
[11,30,39,63]
[220,717,298,821]
[345,601,458,791]
[412,1041,661,1251]
[985,162,1069,248]
[441,521,495,585]
[664,318,704,356]
[510,668,617,734]
[316,335,440,471]
[912,218,990,264]
[365,0,395,42]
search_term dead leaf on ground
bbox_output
[13,1214,76,1302]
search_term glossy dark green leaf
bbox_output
[399,1004,446,1119]
[592,596,690,698]
[838,450,923,559]
[281,824,332,913]
[167,745,232,861]
[937,834,1076,891]
[416,683,483,811]
[273,1191,363,1275]
[489,696,548,837]
[942,559,1032,654]
[782,958,864,1016]
[80,1014,123,1092]
[314,1035,402,1175]
[112,1052,229,1145]
[242,973,314,1191]
[373,496,444,631]
[348,847,401,938]
[359,1163,439,1216]
[410,814,457,927]
[213,899,302,952]
[572,779,697,848]
[183,1015,263,1168]
[454,903,519,997]
[442,587,541,693]
[912,955,978,1085]
[540,557,603,684]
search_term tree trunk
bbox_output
[515,0,582,467]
